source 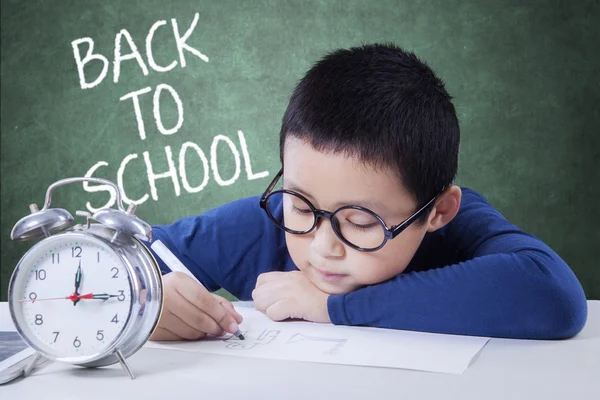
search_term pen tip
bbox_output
[233,328,244,340]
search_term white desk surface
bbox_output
[1,301,599,399]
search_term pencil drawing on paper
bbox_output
[222,328,348,355]
[223,329,281,350]
[286,333,348,355]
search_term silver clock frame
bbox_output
[7,177,163,379]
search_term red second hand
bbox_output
[69,293,93,302]
[20,293,111,303]
[19,296,69,303]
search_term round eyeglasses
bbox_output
[259,169,442,252]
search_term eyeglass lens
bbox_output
[265,192,386,249]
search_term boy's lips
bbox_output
[312,266,347,282]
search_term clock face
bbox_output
[9,233,133,361]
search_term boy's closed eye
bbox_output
[344,219,379,231]
[292,204,313,214]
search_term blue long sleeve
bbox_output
[147,188,588,339]
[328,189,588,339]
[148,196,298,299]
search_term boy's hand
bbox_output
[150,272,243,341]
[252,271,330,323]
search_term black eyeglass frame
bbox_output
[259,169,443,252]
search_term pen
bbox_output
[150,240,245,340]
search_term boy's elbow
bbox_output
[527,255,588,339]
[543,282,588,339]
[507,252,587,339]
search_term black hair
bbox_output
[279,43,460,224]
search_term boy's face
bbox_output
[282,137,431,295]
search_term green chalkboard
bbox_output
[1,0,599,301]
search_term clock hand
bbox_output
[19,296,70,303]
[70,293,120,301]
[90,293,120,301]
[73,260,82,306]
[19,293,120,303]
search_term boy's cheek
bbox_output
[350,261,410,286]
[285,233,311,270]
[285,233,410,287]
[351,234,424,284]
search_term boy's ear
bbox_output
[426,185,462,233]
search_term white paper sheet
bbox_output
[144,305,489,374]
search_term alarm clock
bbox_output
[7,177,163,379]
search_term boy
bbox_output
[147,43,587,341]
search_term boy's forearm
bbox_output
[146,226,221,292]
[142,196,296,299]
[327,251,587,339]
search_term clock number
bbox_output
[111,267,119,279]
[96,330,104,341]
[29,292,37,302]
[117,290,125,301]
[35,314,43,325]
[52,253,60,264]
[72,246,82,258]
[52,332,60,342]
[73,336,81,348]
[35,269,46,280]
[97,252,100,263]
[111,314,119,324]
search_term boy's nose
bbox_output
[310,218,345,258]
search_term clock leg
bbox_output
[115,349,135,379]
[23,352,45,376]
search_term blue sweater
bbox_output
[149,188,587,339]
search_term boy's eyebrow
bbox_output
[284,182,315,200]
[334,198,393,216]
[284,181,393,216]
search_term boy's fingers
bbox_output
[171,290,223,336]
[252,284,276,312]
[159,309,207,340]
[212,294,243,324]
[265,300,291,321]
[255,271,286,288]
[150,326,182,341]
[220,300,243,324]
[177,276,240,335]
